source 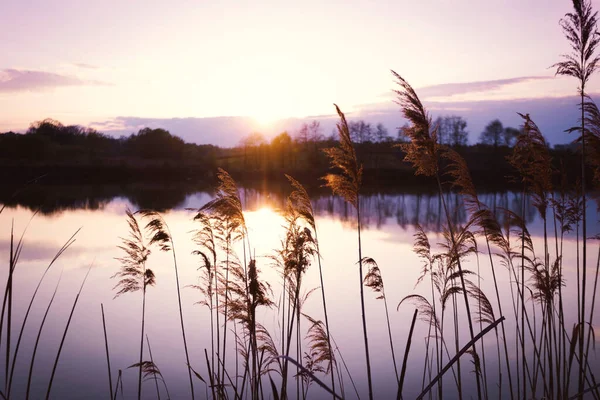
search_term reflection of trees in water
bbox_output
[311,191,536,232]
[238,188,537,233]
[0,184,208,215]
[0,183,537,231]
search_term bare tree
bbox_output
[436,115,468,146]
[374,123,390,143]
[502,127,521,147]
[349,120,373,143]
[479,119,504,147]
[308,121,323,142]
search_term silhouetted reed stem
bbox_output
[323,104,372,400]
[313,230,336,398]
[138,285,146,400]
[397,309,418,400]
[2,223,14,394]
[45,263,92,400]
[146,335,161,400]
[481,228,514,400]
[417,317,505,400]
[101,304,113,400]
[221,240,231,393]
[356,202,374,400]
[7,228,78,398]
[579,84,587,400]
[436,176,482,400]
[169,236,195,400]
[25,270,63,400]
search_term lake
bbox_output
[0,183,598,399]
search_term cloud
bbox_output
[72,63,99,70]
[416,76,554,98]
[0,69,109,93]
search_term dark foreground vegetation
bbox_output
[2,1,600,399]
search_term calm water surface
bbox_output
[0,185,598,399]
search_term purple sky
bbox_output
[1,0,598,145]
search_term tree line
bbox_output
[0,116,575,185]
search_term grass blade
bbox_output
[101,304,114,400]
[45,262,93,400]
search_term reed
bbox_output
[393,71,483,399]
[7,227,78,398]
[286,174,336,398]
[112,209,155,400]
[101,304,113,400]
[554,0,600,396]
[137,209,195,399]
[323,104,373,400]
[362,257,398,381]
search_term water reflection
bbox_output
[236,187,539,234]
[0,185,597,399]
[0,183,204,215]
[1,184,539,234]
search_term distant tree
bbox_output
[397,123,410,143]
[295,123,310,144]
[130,127,185,159]
[435,115,468,146]
[240,132,266,148]
[306,121,323,165]
[447,116,468,146]
[479,119,504,147]
[27,118,66,141]
[271,131,293,170]
[502,127,521,147]
[271,131,292,148]
[348,120,374,143]
[434,116,448,144]
[307,121,323,142]
[374,123,390,143]
[240,132,266,169]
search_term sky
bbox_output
[1,0,599,146]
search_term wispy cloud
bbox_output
[0,69,109,93]
[72,63,99,70]
[416,76,554,98]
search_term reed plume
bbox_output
[554,1,600,394]
[137,209,195,399]
[393,70,482,399]
[196,168,247,395]
[323,104,374,400]
[285,173,336,397]
[113,208,155,400]
[362,257,399,381]
[276,200,317,400]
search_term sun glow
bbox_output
[243,206,286,261]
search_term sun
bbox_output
[252,113,278,127]
[247,99,290,127]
